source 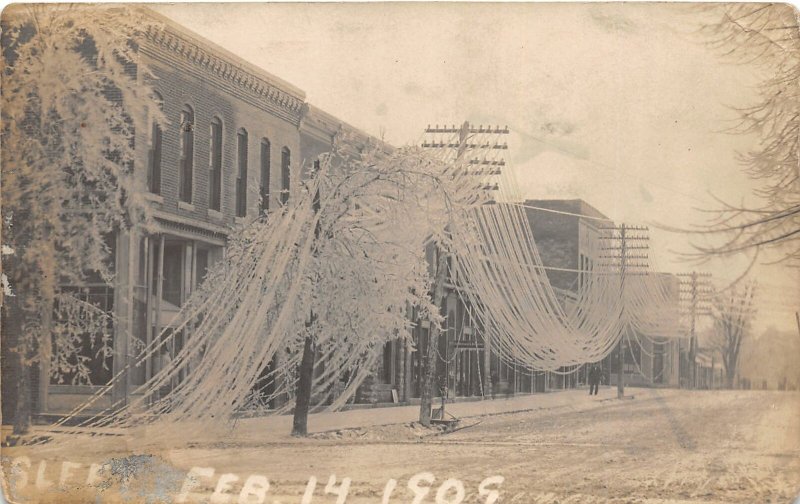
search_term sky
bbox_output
[151,2,798,333]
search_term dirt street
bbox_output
[3,389,798,503]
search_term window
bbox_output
[312,160,321,214]
[236,129,248,217]
[161,241,184,307]
[500,357,509,381]
[147,92,163,194]
[579,254,586,291]
[179,105,194,203]
[50,286,115,386]
[382,342,393,384]
[624,340,641,372]
[209,117,223,211]
[260,138,271,214]
[280,147,290,205]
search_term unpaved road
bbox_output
[3,389,799,503]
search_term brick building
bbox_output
[10,9,387,420]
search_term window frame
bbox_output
[280,146,291,206]
[236,128,249,218]
[259,138,271,215]
[209,117,223,211]
[147,92,164,195]
[178,105,195,204]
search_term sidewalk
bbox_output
[7,386,661,447]
[229,385,628,441]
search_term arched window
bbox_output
[179,105,194,203]
[236,129,248,217]
[260,138,271,214]
[280,147,290,206]
[209,117,223,211]
[147,92,163,194]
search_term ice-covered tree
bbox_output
[289,147,433,435]
[1,5,161,434]
[688,4,800,266]
[290,141,477,435]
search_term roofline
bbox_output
[301,103,393,153]
[138,6,306,101]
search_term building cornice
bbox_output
[152,210,230,245]
[141,8,305,121]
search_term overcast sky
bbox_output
[152,3,798,333]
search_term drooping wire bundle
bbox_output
[55,127,686,442]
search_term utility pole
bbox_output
[418,121,507,424]
[600,223,649,399]
[795,311,799,340]
[678,272,713,389]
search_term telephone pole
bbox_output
[678,272,713,389]
[423,122,509,190]
[418,121,507,422]
[795,311,799,339]
[600,223,649,399]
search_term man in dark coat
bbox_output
[588,365,600,396]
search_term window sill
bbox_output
[208,209,223,220]
[234,216,249,226]
[178,201,195,212]
[143,192,164,204]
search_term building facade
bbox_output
[22,9,385,419]
[524,199,684,389]
[523,199,608,389]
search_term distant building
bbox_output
[524,199,684,389]
[524,199,609,389]
[694,349,724,389]
[621,272,683,389]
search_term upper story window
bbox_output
[179,105,195,203]
[312,160,321,215]
[260,138,271,215]
[236,129,248,218]
[209,117,223,211]
[280,147,291,206]
[147,92,163,195]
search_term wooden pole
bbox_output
[617,224,626,399]
[419,250,448,426]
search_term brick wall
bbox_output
[139,44,303,228]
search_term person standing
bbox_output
[491,370,499,400]
[588,365,600,396]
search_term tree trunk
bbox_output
[13,354,31,435]
[4,292,31,435]
[11,289,53,436]
[291,331,316,437]
[725,365,736,390]
[13,242,57,435]
[419,251,448,427]
[291,185,322,437]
